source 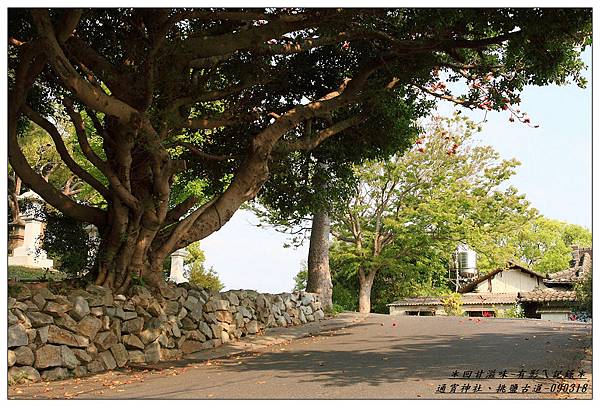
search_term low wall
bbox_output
[8,282,324,384]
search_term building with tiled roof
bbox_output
[388,247,590,321]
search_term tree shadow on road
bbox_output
[213,322,591,389]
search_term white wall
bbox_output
[474,269,545,294]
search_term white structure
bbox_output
[169,248,189,284]
[8,191,54,269]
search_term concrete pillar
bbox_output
[169,248,188,284]
[8,191,54,268]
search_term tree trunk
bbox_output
[306,211,333,312]
[358,269,376,314]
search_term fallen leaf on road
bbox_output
[257,381,266,384]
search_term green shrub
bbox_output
[441,293,464,316]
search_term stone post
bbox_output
[169,248,188,284]
[8,191,54,269]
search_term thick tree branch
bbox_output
[176,141,231,161]
[275,114,367,153]
[64,101,141,210]
[31,10,141,124]
[165,196,200,224]
[22,104,110,199]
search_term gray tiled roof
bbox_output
[518,289,577,303]
[544,251,592,285]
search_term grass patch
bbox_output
[8,265,66,282]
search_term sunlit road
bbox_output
[9,314,591,399]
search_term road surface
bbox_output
[9,314,592,399]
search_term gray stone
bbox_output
[170,321,181,338]
[210,323,223,339]
[158,333,169,347]
[110,343,129,367]
[14,346,35,366]
[60,345,80,369]
[26,311,54,327]
[70,296,90,320]
[128,351,145,364]
[114,294,127,301]
[8,310,18,325]
[110,319,122,342]
[181,317,196,330]
[99,350,117,370]
[8,350,16,367]
[72,366,88,377]
[35,344,62,369]
[9,323,29,347]
[158,284,177,300]
[122,317,144,334]
[47,325,89,347]
[9,283,31,301]
[246,320,259,334]
[204,299,229,312]
[180,340,204,354]
[198,321,213,339]
[90,307,104,317]
[314,309,325,320]
[144,341,161,363]
[114,307,137,321]
[86,343,99,358]
[76,315,103,339]
[215,310,234,323]
[85,285,113,307]
[238,306,252,319]
[32,293,47,310]
[186,330,207,342]
[87,360,105,374]
[12,309,32,328]
[276,315,287,326]
[221,330,230,343]
[139,328,161,345]
[183,296,199,310]
[123,334,145,350]
[177,306,188,320]
[95,331,118,351]
[37,326,49,344]
[164,301,180,315]
[41,367,70,381]
[55,313,78,332]
[102,315,111,331]
[147,301,165,317]
[32,287,56,300]
[8,366,41,384]
[301,293,314,306]
[44,301,72,314]
[73,348,93,363]
[135,306,152,319]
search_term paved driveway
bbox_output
[9,314,591,399]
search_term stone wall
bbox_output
[8,282,324,384]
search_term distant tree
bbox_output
[330,115,536,313]
[292,262,308,291]
[184,242,224,291]
[574,270,592,316]
[512,217,591,273]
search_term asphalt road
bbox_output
[9,314,592,399]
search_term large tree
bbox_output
[8,8,591,292]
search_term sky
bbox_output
[201,49,592,294]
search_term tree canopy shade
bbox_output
[8,8,591,292]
